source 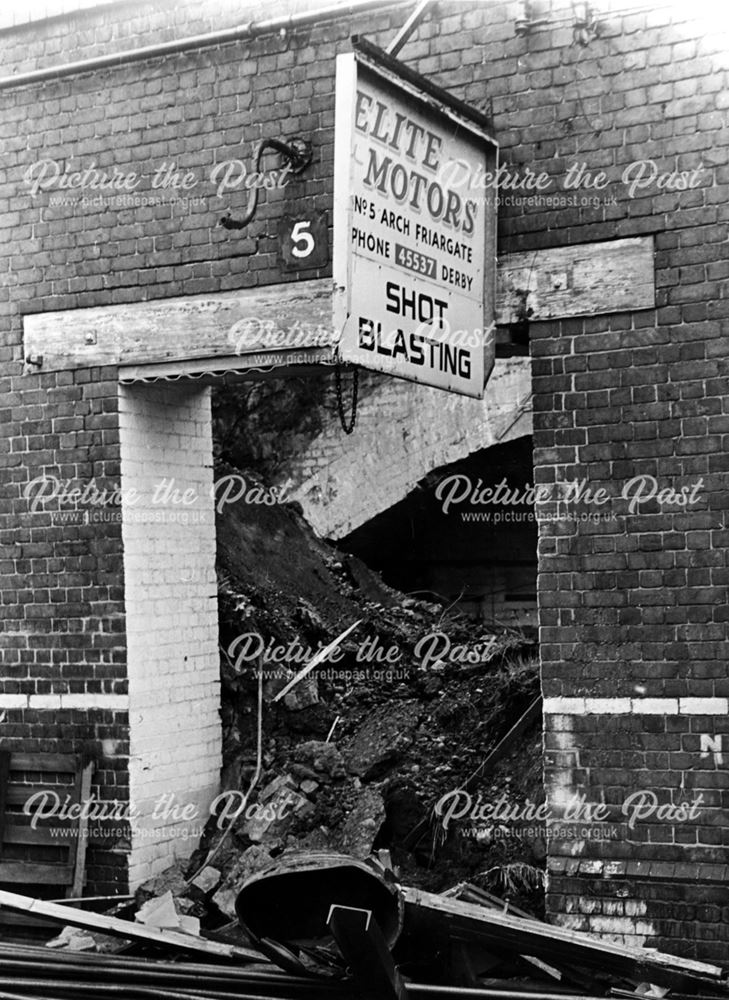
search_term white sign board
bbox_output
[333,47,498,398]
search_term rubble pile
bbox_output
[2,873,727,999]
[202,461,543,918]
[6,461,728,993]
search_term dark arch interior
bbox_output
[339,436,537,627]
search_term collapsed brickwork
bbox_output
[0,0,726,958]
[211,366,537,624]
[214,359,532,539]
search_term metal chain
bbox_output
[335,363,359,435]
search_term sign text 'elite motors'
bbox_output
[333,49,498,397]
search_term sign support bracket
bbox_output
[386,0,433,57]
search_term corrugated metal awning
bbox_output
[118,347,337,384]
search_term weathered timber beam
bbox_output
[495,236,654,324]
[400,886,723,991]
[0,888,264,962]
[22,237,655,374]
[23,278,335,374]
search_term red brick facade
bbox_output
[1,0,727,955]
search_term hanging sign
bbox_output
[333,41,498,398]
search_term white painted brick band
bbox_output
[544,697,729,715]
[0,694,129,710]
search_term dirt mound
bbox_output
[203,461,544,914]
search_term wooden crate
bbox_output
[0,751,93,925]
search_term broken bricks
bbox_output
[343,701,421,780]
[211,845,275,920]
[3,856,725,997]
[243,775,314,843]
[339,787,386,859]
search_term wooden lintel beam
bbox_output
[22,237,655,375]
[495,235,654,325]
[23,277,335,375]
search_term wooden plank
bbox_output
[0,910,71,928]
[0,751,9,860]
[0,912,66,928]
[0,862,74,884]
[23,238,654,375]
[71,762,93,897]
[327,905,407,1000]
[0,750,84,925]
[495,236,654,324]
[5,788,74,807]
[2,824,75,847]
[447,883,592,988]
[401,887,723,990]
[8,754,80,774]
[23,278,335,374]
[0,888,264,962]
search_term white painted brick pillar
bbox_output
[118,382,222,888]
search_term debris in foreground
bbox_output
[230,853,728,997]
[234,851,403,977]
[0,887,262,963]
[0,863,727,1000]
[399,885,727,993]
[0,942,350,1000]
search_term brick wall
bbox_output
[0,0,358,73]
[481,0,728,964]
[0,363,129,892]
[0,0,727,953]
[398,0,727,961]
[119,382,220,888]
[0,0,400,892]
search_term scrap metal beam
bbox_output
[328,904,408,1000]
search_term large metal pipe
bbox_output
[407,990,609,999]
[0,0,408,91]
[236,852,405,977]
